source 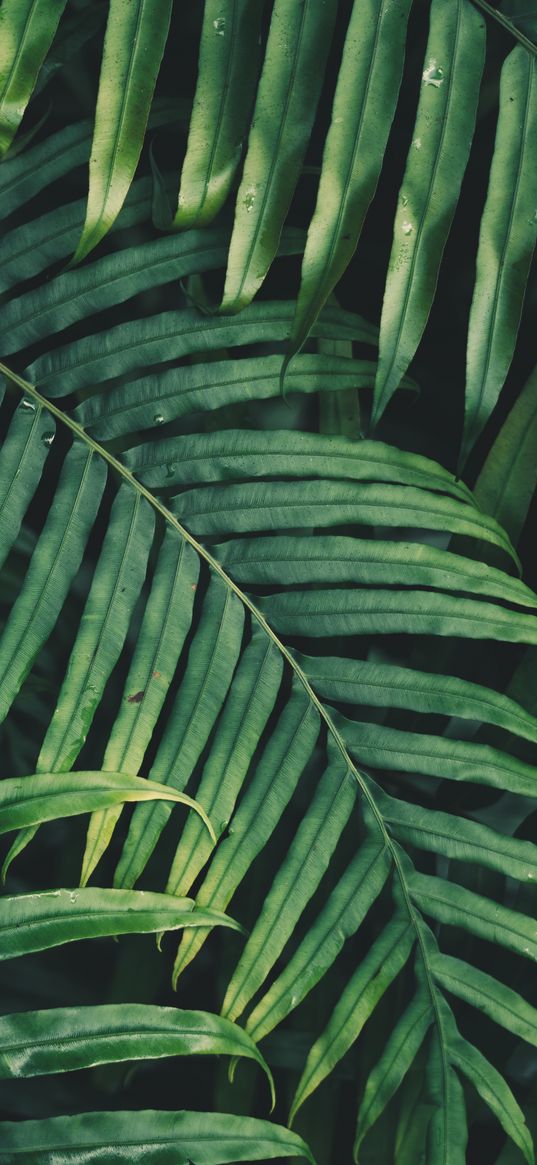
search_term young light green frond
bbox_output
[0,886,240,961]
[0,1109,316,1164]
[462,47,537,466]
[0,0,68,159]
[0,1004,273,1099]
[473,362,537,545]
[217,535,534,608]
[290,915,414,1123]
[0,771,208,837]
[173,0,264,230]
[221,739,358,1024]
[73,0,173,264]
[220,0,337,312]
[165,631,283,898]
[353,987,433,1159]
[0,445,106,722]
[286,0,412,367]
[113,574,244,891]
[409,869,537,962]
[372,0,485,427]
[302,654,537,743]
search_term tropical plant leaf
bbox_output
[372,0,485,427]
[0,1110,316,1164]
[72,0,173,264]
[0,887,241,961]
[473,361,537,544]
[1,266,536,1162]
[285,0,412,367]
[172,0,264,230]
[0,1005,273,1099]
[462,47,537,465]
[220,0,337,312]
[0,771,213,839]
[0,0,68,159]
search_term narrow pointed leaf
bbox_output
[290,916,414,1122]
[354,988,433,1158]
[0,887,241,961]
[0,446,106,722]
[0,771,212,837]
[409,870,537,962]
[28,299,373,400]
[260,587,536,644]
[172,689,319,983]
[340,714,537,796]
[127,431,473,504]
[448,1023,534,1163]
[372,0,485,426]
[377,789,537,883]
[0,1004,273,1099]
[301,654,537,743]
[220,0,337,311]
[73,0,173,263]
[432,953,537,1048]
[286,0,412,363]
[114,576,244,890]
[217,535,534,609]
[166,632,283,898]
[77,352,383,442]
[173,0,264,229]
[0,0,68,158]
[222,742,357,1023]
[244,835,393,1045]
[462,47,537,464]
[2,229,234,356]
[0,1109,316,1163]
[80,536,199,887]
[39,488,154,774]
[176,479,518,563]
[0,400,51,569]
[473,362,537,545]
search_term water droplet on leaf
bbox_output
[154,413,164,425]
[20,398,36,412]
[42,432,55,446]
[401,221,413,236]
[422,59,444,88]
[243,188,256,212]
[213,17,225,35]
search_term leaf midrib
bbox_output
[0,357,452,1134]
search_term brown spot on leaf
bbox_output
[152,670,162,679]
[191,584,197,590]
[127,691,145,704]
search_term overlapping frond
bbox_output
[0,241,536,1159]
